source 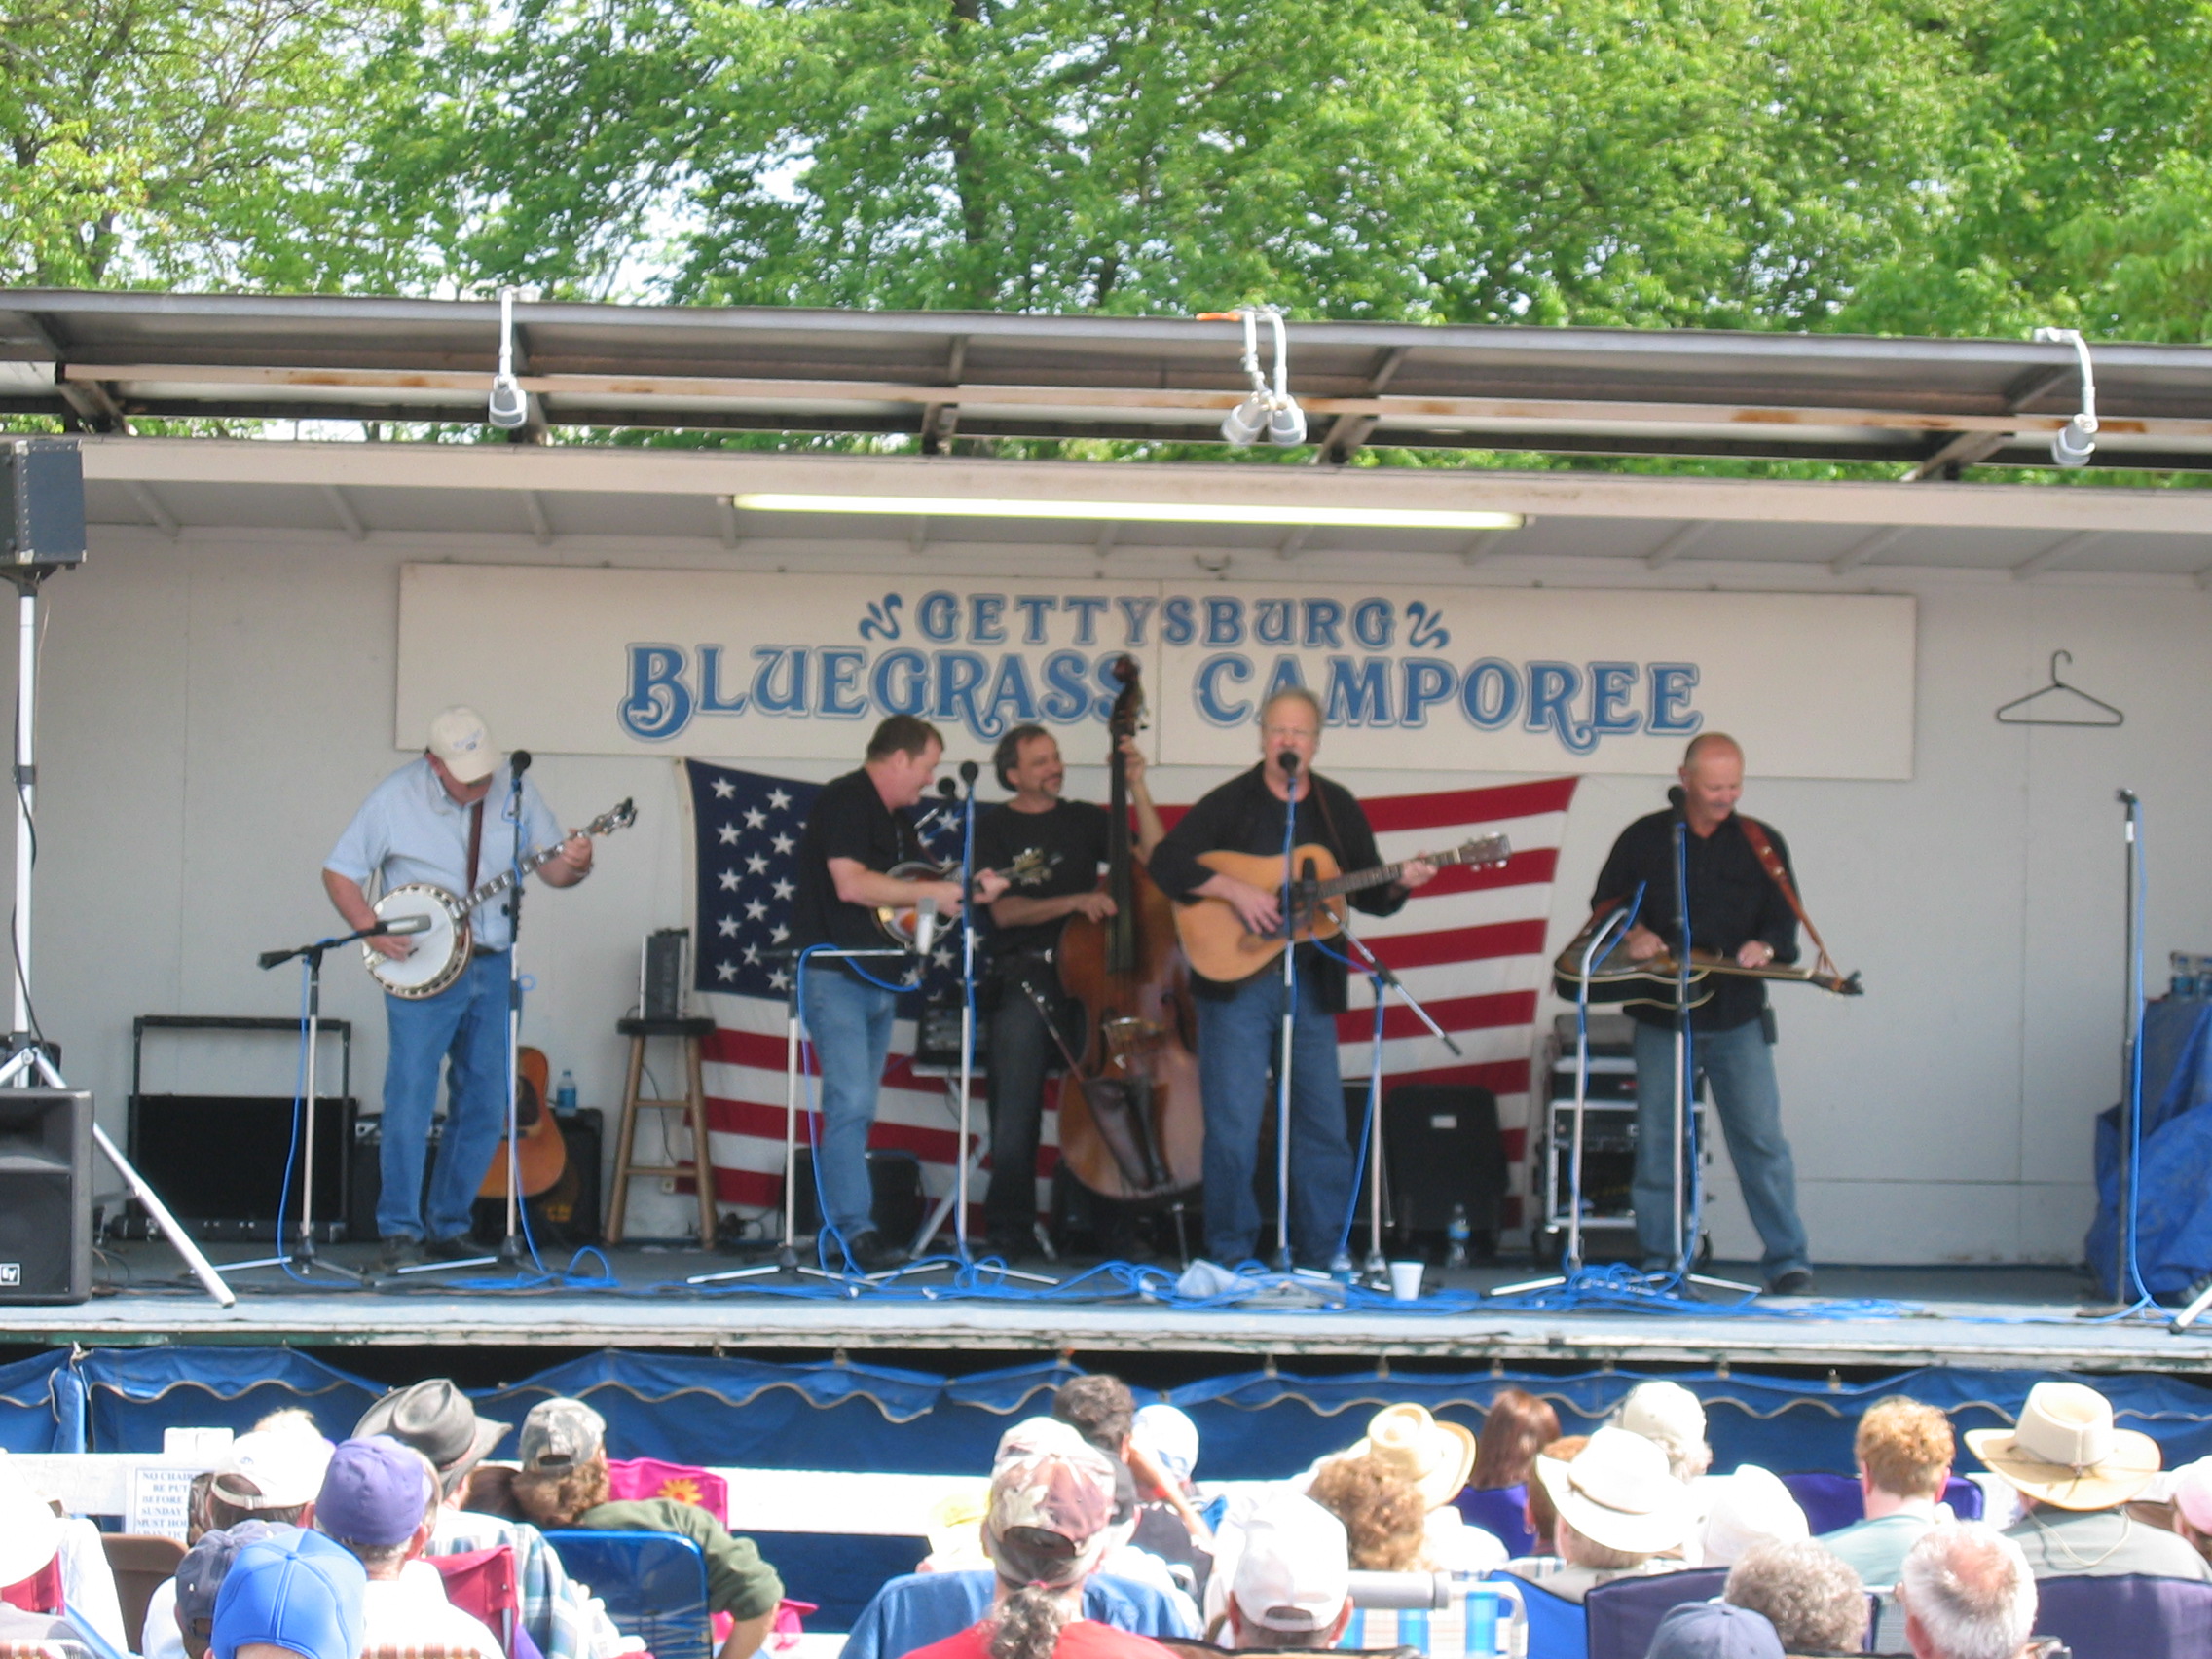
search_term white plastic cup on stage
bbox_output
[1389,1260,1424,1301]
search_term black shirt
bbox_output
[1590,806,1799,1032]
[975,798,1112,957]
[1151,763,1405,1009]
[792,767,923,982]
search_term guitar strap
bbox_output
[1736,816,1838,979]
[465,799,485,891]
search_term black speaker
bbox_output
[0,1089,92,1304]
[790,1148,924,1242]
[642,929,688,1021]
[2,438,86,569]
[121,1094,352,1240]
[1382,1085,1507,1254]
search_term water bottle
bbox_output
[555,1068,578,1115]
[1445,1203,1471,1269]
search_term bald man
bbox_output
[1590,733,1812,1293]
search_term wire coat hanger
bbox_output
[1995,649,2124,727]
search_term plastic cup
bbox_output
[1389,1260,1424,1301]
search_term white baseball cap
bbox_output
[427,706,498,784]
[213,1428,333,1511]
[1132,1404,1199,1484]
[1232,1495,1349,1634]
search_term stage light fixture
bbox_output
[488,287,528,430]
[727,493,1523,532]
[2032,326,2097,467]
[1200,306,1305,447]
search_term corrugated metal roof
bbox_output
[5,289,2210,472]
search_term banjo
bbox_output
[364,798,636,999]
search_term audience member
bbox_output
[1965,1381,2212,1582]
[1521,1433,1588,1559]
[510,1397,786,1659]
[1470,1388,1560,1492]
[0,1456,84,1646]
[0,1449,132,1653]
[1723,1539,1867,1654]
[210,1530,367,1659]
[1340,1403,1502,1573]
[359,1377,634,1659]
[2171,1456,2212,1566]
[172,1524,284,1659]
[1613,1382,1714,1484]
[1224,1497,1348,1652]
[901,1437,1178,1659]
[1822,1396,1957,1588]
[1505,1426,1691,1603]
[315,1435,505,1659]
[1130,1406,1199,1493]
[1305,1453,1426,1570]
[1703,1465,1810,1567]
[1646,1601,1787,1659]
[145,1430,335,1659]
[1894,1524,2037,1659]
[1055,1377,1213,1573]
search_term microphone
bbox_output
[1667,784,1687,817]
[1277,752,1300,774]
[376,913,435,937]
[2118,788,2139,805]
[939,777,959,799]
[960,758,980,787]
[913,895,939,959]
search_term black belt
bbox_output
[470,944,507,962]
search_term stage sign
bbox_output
[397,565,1916,778]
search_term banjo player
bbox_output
[323,706,594,1272]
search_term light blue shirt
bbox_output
[326,756,562,953]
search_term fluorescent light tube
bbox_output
[729,493,1523,532]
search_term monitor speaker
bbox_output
[642,929,688,1020]
[1382,1084,1507,1255]
[2,438,86,569]
[0,1089,92,1304]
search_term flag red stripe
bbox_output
[1361,919,1550,971]
[1336,989,1536,1043]
[1416,848,1558,895]
[1360,777,1580,833]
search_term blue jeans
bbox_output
[801,964,900,1241]
[380,951,511,1241]
[1198,963,1353,1267]
[1633,1016,1810,1275]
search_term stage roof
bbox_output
[6,288,2212,474]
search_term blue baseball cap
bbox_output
[1648,1602,1785,1659]
[314,1435,434,1548]
[209,1530,366,1659]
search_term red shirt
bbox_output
[902,1618,1179,1659]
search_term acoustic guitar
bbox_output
[477,1044,570,1199]
[1171,835,1513,983]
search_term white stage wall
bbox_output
[18,526,2208,1262]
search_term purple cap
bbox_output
[210,1530,366,1659]
[313,1435,434,1548]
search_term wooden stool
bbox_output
[607,1014,719,1246]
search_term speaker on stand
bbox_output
[0,1089,92,1304]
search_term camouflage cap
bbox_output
[983,1440,1119,1590]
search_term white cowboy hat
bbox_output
[1348,1403,1477,1511]
[0,1456,63,1585]
[1535,1425,1694,1557]
[1964,1382,2161,1511]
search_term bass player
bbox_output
[1592,730,1814,1294]
[1150,687,1435,1268]
[323,706,593,1272]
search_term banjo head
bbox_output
[365,885,466,998]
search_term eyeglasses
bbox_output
[1263,725,1319,741]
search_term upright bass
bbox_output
[1053,657,1204,1203]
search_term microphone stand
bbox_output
[1272,754,1303,1274]
[232,920,412,1282]
[1331,915,1461,1281]
[953,761,981,1264]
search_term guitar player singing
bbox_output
[1150,686,1437,1268]
[1591,731,1814,1295]
[322,706,594,1273]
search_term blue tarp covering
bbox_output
[8,1347,2212,1477]
[2089,998,2212,1296]
[0,1349,81,1453]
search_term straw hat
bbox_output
[1963,1382,2161,1511]
[1348,1404,1476,1511]
[1534,1425,1694,1557]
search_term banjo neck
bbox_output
[448,798,637,917]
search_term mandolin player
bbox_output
[1592,731,1814,1294]
[1150,687,1436,1269]
[323,706,593,1273]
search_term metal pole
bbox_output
[13,586,34,1040]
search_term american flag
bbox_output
[685,759,1577,1231]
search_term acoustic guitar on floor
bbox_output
[1172,834,1513,983]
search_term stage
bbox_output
[10,1241,2212,1376]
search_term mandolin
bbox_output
[1172,834,1513,984]
[872,851,1047,949]
[477,1044,570,1199]
[1551,908,1864,1012]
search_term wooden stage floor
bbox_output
[7,1242,2212,1376]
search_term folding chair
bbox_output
[428,1546,521,1659]
[543,1530,712,1659]
[1582,1567,1729,1659]
[97,1535,185,1654]
[2030,1572,2212,1659]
